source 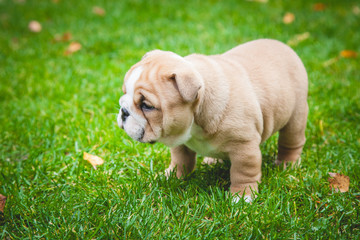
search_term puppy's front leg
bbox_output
[229,141,262,202]
[165,145,196,178]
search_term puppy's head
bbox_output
[117,50,204,147]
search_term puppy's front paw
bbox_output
[164,167,174,179]
[232,195,253,204]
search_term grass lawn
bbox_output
[1,0,359,238]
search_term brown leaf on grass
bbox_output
[287,32,310,47]
[28,20,42,33]
[83,152,104,169]
[283,12,295,24]
[1,13,9,22]
[328,172,350,193]
[0,194,7,213]
[323,50,357,67]
[353,6,360,15]
[53,32,72,42]
[64,41,82,55]
[10,37,20,50]
[93,6,106,16]
[340,50,357,59]
[313,3,326,11]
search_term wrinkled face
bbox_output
[117,50,203,147]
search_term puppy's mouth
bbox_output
[138,137,157,144]
[138,139,157,144]
[137,129,145,142]
[136,129,156,144]
[118,113,156,144]
[117,113,125,129]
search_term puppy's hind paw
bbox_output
[202,157,223,165]
[164,167,174,179]
[275,157,301,169]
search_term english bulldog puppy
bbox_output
[117,39,308,202]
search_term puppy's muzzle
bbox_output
[121,108,130,122]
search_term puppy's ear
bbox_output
[142,50,162,60]
[170,66,203,102]
[141,52,150,60]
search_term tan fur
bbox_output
[119,39,308,199]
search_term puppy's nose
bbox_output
[121,108,130,122]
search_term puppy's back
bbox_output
[223,39,308,141]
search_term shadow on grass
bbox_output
[186,160,232,192]
[161,150,279,194]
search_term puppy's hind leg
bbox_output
[275,103,308,168]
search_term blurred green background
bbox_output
[0,0,359,238]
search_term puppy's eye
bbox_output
[141,102,155,111]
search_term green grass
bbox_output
[1,0,359,238]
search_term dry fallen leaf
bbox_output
[10,37,20,50]
[0,194,7,213]
[340,50,357,59]
[83,152,104,169]
[0,13,9,22]
[93,6,106,16]
[328,172,350,193]
[53,32,72,42]
[353,6,360,15]
[28,20,42,33]
[283,12,295,24]
[64,41,82,55]
[287,32,310,47]
[313,3,326,11]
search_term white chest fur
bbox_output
[185,124,227,159]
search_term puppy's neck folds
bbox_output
[184,123,224,159]
[160,118,194,148]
